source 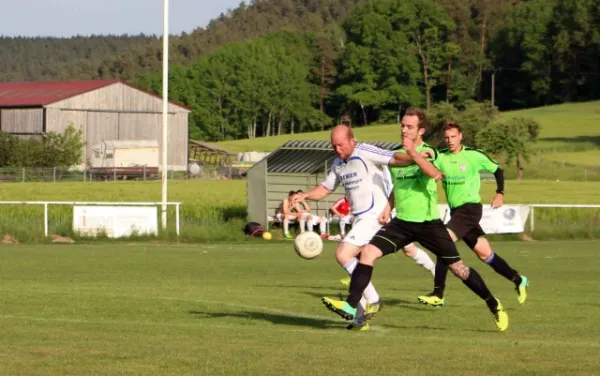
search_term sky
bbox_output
[2,0,244,38]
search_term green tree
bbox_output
[476,117,540,180]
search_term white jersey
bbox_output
[320,143,395,217]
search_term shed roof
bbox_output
[189,140,235,155]
[0,80,191,111]
[261,140,402,174]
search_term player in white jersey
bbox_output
[292,124,435,330]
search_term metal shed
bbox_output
[0,80,191,170]
[246,140,402,228]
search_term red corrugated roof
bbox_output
[0,80,119,107]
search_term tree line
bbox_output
[1,0,598,143]
[133,0,597,142]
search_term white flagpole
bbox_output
[161,0,169,229]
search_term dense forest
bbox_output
[1,0,599,141]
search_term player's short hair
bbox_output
[296,190,304,194]
[404,106,429,130]
[443,121,462,133]
[288,190,296,196]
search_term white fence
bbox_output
[0,201,182,237]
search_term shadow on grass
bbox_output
[189,310,342,330]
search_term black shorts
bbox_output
[369,218,461,266]
[446,203,486,249]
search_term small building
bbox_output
[245,140,401,228]
[0,80,191,170]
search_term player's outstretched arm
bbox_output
[389,150,436,167]
[403,139,443,180]
[293,185,332,205]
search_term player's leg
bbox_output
[298,213,308,233]
[335,216,383,308]
[465,231,529,304]
[402,243,436,276]
[281,213,296,239]
[318,216,328,237]
[418,215,466,306]
[323,218,414,321]
[416,220,508,331]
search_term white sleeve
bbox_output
[356,143,395,166]
[382,166,393,197]
[320,163,340,191]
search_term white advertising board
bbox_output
[438,204,530,234]
[73,206,158,238]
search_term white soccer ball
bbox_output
[294,231,323,260]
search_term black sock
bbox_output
[346,263,373,308]
[432,260,448,298]
[487,252,522,287]
[462,267,497,310]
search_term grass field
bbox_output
[1,241,598,375]
[0,180,599,241]
[213,101,600,153]
[541,151,600,167]
[211,101,600,181]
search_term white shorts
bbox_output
[342,214,383,247]
[333,215,353,225]
[275,212,311,221]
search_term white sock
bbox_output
[411,247,436,276]
[342,258,380,304]
[283,218,290,235]
[319,218,327,233]
[339,221,345,236]
[299,219,306,233]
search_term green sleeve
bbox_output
[472,149,499,173]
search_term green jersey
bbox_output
[435,146,499,209]
[389,143,440,222]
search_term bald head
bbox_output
[330,124,356,160]
[331,124,354,140]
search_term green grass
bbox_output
[0,241,599,375]
[212,101,600,153]
[0,180,599,241]
[541,150,600,167]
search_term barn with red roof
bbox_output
[0,80,191,169]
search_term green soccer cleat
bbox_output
[517,275,529,304]
[321,297,356,320]
[346,323,370,331]
[362,301,382,321]
[490,299,509,332]
[417,294,446,307]
[340,276,351,287]
[284,233,294,239]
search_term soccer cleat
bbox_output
[340,276,351,287]
[284,233,294,239]
[490,299,509,332]
[362,301,382,321]
[517,275,529,304]
[321,297,356,320]
[346,323,370,331]
[417,294,446,307]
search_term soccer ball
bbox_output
[294,231,323,260]
[262,231,272,240]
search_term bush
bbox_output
[0,124,85,168]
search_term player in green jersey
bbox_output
[418,122,529,307]
[321,107,509,332]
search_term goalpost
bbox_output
[161,0,170,230]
